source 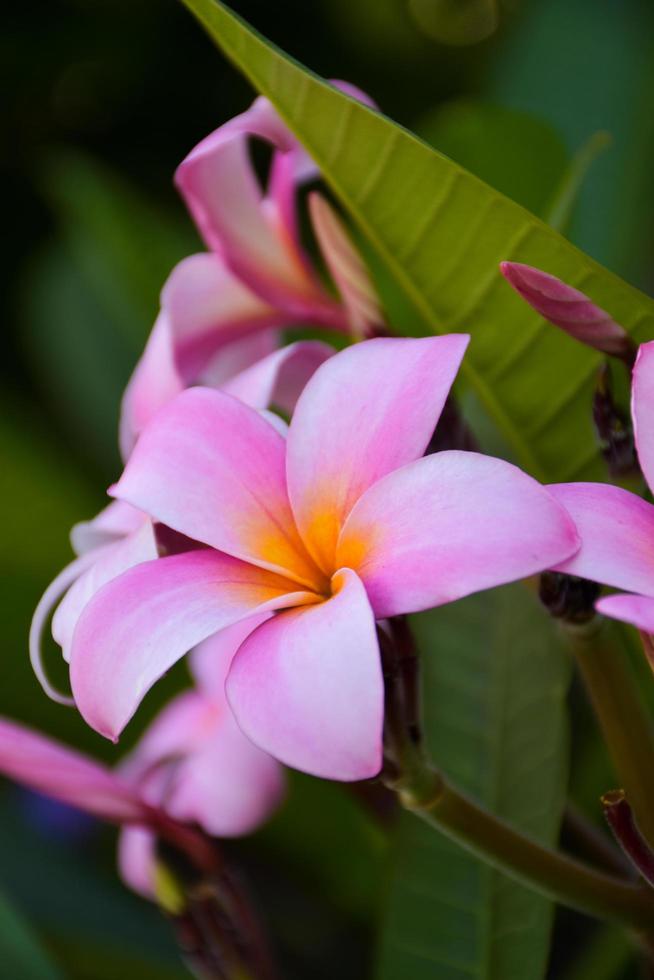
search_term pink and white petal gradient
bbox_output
[53,520,157,663]
[227,568,383,781]
[70,549,318,740]
[338,451,580,618]
[0,718,146,825]
[596,593,654,634]
[632,341,654,494]
[71,500,146,555]
[548,483,654,596]
[286,335,470,571]
[117,826,156,899]
[221,340,334,415]
[114,388,323,589]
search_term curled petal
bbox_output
[631,341,654,494]
[114,387,324,590]
[221,340,335,415]
[286,336,470,572]
[596,593,654,634]
[53,520,157,663]
[338,451,580,618]
[30,550,109,705]
[548,483,654,596]
[71,500,145,555]
[0,717,146,824]
[500,262,632,359]
[70,549,316,740]
[227,568,383,781]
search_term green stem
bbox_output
[394,763,654,930]
[565,618,654,849]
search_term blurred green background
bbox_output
[3,0,654,976]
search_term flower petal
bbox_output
[221,340,335,414]
[175,104,327,316]
[548,482,654,595]
[70,549,315,740]
[286,336,470,572]
[114,387,324,589]
[189,615,271,698]
[596,593,654,633]
[632,341,654,494]
[71,500,145,555]
[0,717,146,824]
[226,568,383,781]
[54,520,157,663]
[119,255,279,458]
[117,826,156,898]
[338,451,580,618]
[500,263,632,359]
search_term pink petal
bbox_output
[0,717,146,824]
[119,255,279,459]
[117,826,156,899]
[226,568,383,781]
[631,341,654,494]
[69,549,316,740]
[596,593,654,633]
[71,500,145,555]
[189,615,272,699]
[338,451,580,618]
[122,679,284,837]
[548,482,654,595]
[53,520,157,663]
[221,340,335,415]
[500,263,631,358]
[30,549,111,706]
[286,336,470,572]
[114,387,324,590]
[175,107,331,318]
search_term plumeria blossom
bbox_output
[120,84,376,458]
[69,336,579,782]
[30,341,334,701]
[1,625,283,899]
[549,340,654,632]
[500,262,635,362]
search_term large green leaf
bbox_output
[179,0,654,481]
[377,585,570,980]
[0,887,62,980]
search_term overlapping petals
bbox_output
[549,341,654,633]
[71,336,580,780]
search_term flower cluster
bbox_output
[3,90,651,920]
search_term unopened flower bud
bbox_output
[500,262,636,365]
[309,191,385,340]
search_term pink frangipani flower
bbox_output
[549,340,654,632]
[31,341,334,700]
[69,337,579,782]
[120,86,375,458]
[500,262,634,362]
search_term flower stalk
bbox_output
[380,619,654,931]
[603,789,654,889]
[564,617,654,850]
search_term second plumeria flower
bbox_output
[70,336,579,781]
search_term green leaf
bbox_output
[377,585,571,980]
[179,0,654,481]
[0,887,62,980]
